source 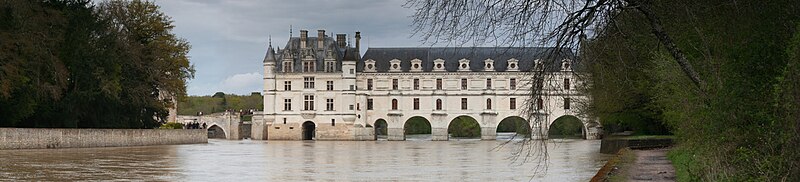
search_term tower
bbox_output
[256,42,277,140]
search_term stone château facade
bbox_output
[252,29,601,141]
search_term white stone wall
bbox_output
[259,60,599,140]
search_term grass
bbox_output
[592,148,636,182]
[607,148,636,182]
[667,146,699,182]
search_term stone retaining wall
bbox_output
[0,128,207,150]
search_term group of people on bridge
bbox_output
[186,122,206,129]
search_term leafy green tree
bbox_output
[0,0,193,128]
[447,116,480,138]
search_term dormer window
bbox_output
[364,59,376,72]
[283,60,293,72]
[507,58,519,71]
[458,59,470,71]
[484,59,495,71]
[325,61,335,72]
[410,59,422,72]
[562,59,571,71]
[390,59,402,72]
[302,61,315,72]
[433,59,446,72]
[534,59,544,71]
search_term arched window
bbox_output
[537,98,544,110]
[392,99,398,110]
[436,99,442,110]
[486,98,492,110]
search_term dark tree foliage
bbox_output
[447,116,481,138]
[0,0,193,128]
[408,0,800,180]
[585,1,800,180]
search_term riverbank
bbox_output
[592,148,676,181]
[0,128,207,150]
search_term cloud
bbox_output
[218,72,263,95]
[154,0,419,96]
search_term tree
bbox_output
[0,0,193,128]
[407,0,800,180]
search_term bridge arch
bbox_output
[302,121,316,140]
[373,118,388,140]
[547,115,585,139]
[447,115,481,139]
[403,116,431,140]
[207,124,226,139]
[496,116,531,140]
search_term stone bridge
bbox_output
[177,111,243,140]
[368,100,602,141]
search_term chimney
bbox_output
[300,29,308,48]
[317,30,325,49]
[336,34,347,49]
[355,32,361,53]
[336,34,346,49]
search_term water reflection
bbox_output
[0,139,610,181]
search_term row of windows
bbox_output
[365,78,574,91]
[284,97,570,111]
[285,77,568,91]
[368,78,525,91]
[284,77,353,91]
[283,61,359,74]
[377,98,519,111]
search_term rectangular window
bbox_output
[304,77,315,89]
[461,98,468,110]
[304,95,315,110]
[367,79,373,90]
[436,78,443,90]
[284,99,292,111]
[326,99,334,111]
[486,78,492,89]
[564,78,571,90]
[461,78,467,90]
[537,98,544,110]
[510,78,517,90]
[349,105,354,110]
[284,81,292,91]
[331,119,336,126]
[350,85,355,90]
[367,99,374,110]
[564,98,571,109]
[413,98,420,110]
[510,98,516,110]
[303,61,315,72]
[326,62,335,72]
[326,81,334,91]
[413,79,420,90]
[350,69,354,74]
[283,61,293,72]
[392,79,399,90]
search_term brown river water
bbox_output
[0,135,610,181]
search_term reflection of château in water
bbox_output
[249,29,601,141]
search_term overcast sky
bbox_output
[154,0,422,96]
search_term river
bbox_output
[0,136,610,181]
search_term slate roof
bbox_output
[358,47,577,72]
[269,36,359,73]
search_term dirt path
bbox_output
[629,148,676,181]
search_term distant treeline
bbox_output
[177,92,263,115]
[0,0,193,128]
